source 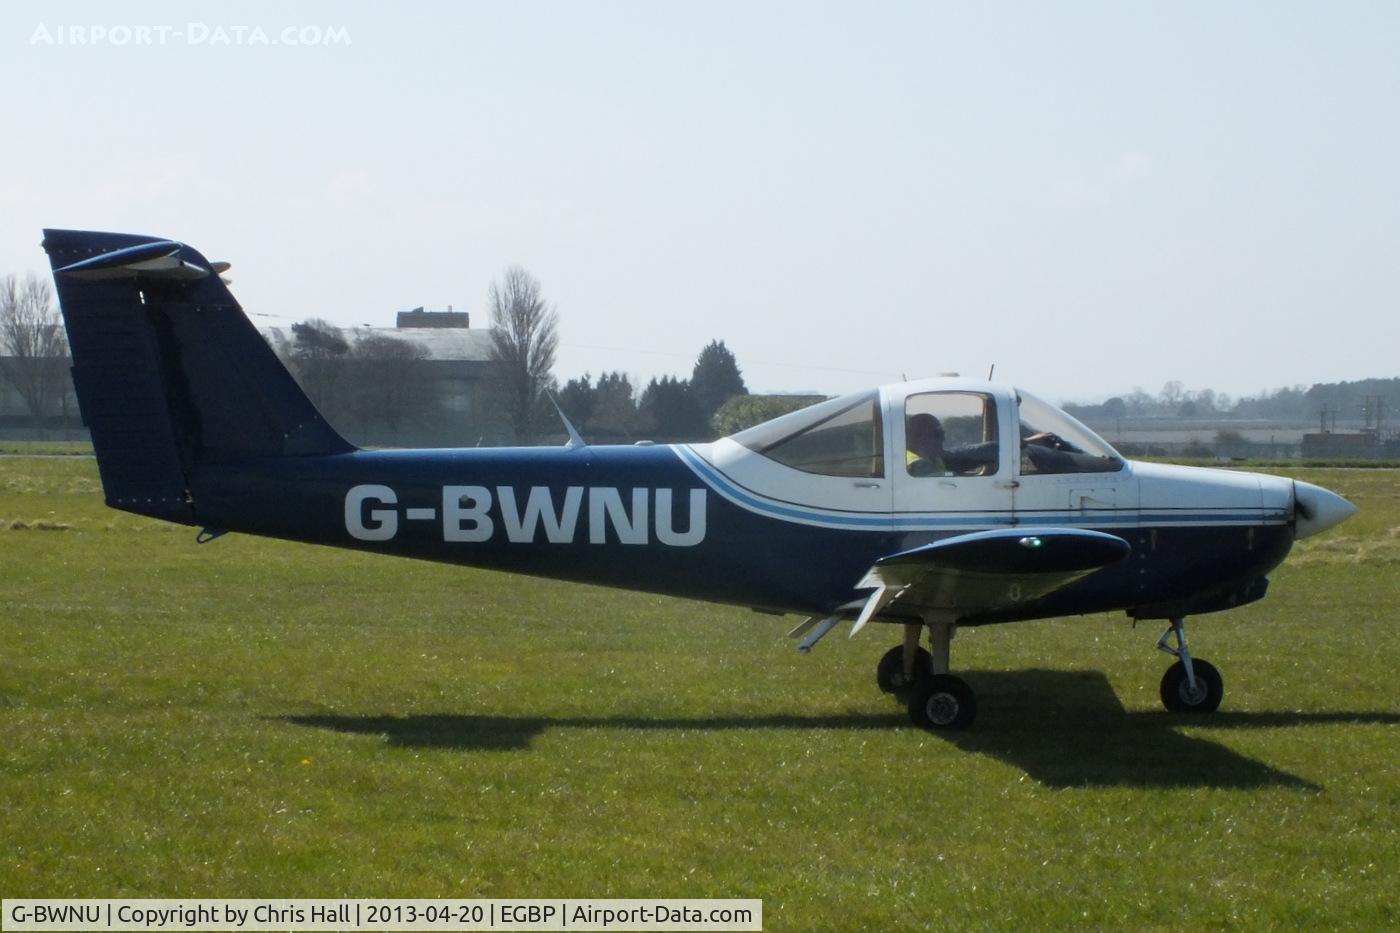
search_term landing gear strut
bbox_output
[876,623,932,693]
[1156,617,1224,713]
[882,620,977,730]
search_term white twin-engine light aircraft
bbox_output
[43,229,1358,730]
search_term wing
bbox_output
[847,527,1132,635]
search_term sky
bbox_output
[3,1,1397,403]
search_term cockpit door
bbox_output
[891,390,1016,528]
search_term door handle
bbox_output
[853,481,881,489]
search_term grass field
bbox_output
[0,440,93,456]
[2,457,1397,930]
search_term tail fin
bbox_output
[42,229,353,522]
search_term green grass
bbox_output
[0,439,93,456]
[1,458,1397,929]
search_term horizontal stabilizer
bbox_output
[57,240,213,282]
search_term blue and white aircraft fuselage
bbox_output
[42,228,1357,730]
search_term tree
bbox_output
[1180,438,1215,459]
[556,371,641,440]
[1214,430,1250,458]
[288,318,351,422]
[0,273,69,435]
[712,394,822,436]
[558,373,596,428]
[590,371,638,438]
[638,376,708,439]
[488,265,558,444]
[1125,387,1153,416]
[690,339,747,420]
[346,333,434,439]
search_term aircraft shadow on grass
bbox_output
[278,669,1399,790]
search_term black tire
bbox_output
[877,645,934,694]
[1159,659,1224,713]
[907,674,977,730]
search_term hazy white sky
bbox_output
[4,1,1397,402]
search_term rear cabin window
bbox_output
[731,390,885,478]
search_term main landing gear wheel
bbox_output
[876,645,933,694]
[1160,659,1223,713]
[907,674,977,730]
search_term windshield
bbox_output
[1016,390,1123,475]
[731,390,885,478]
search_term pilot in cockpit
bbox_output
[906,413,999,477]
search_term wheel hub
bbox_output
[1179,678,1208,705]
[925,692,960,726]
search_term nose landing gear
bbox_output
[1156,617,1224,713]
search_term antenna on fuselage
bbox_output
[987,363,996,380]
[547,393,588,450]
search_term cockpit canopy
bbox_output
[730,384,1123,478]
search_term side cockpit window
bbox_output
[1017,390,1124,475]
[732,390,885,478]
[905,392,999,477]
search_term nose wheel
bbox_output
[1156,618,1224,713]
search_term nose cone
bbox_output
[1294,480,1358,539]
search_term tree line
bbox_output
[1065,379,1400,426]
[555,340,751,442]
[451,263,760,443]
[0,274,70,433]
[0,266,768,444]
[269,265,759,445]
[7,264,1395,442]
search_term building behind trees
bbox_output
[261,309,506,448]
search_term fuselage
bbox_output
[121,377,1352,626]
[186,438,1310,624]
